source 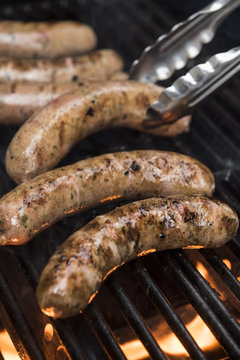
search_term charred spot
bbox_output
[124,170,129,175]
[91,99,96,104]
[148,161,154,165]
[139,207,146,216]
[54,264,60,271]
[72,75,78,82]
[60,255,66,262]
[173,200,180,206]
[10,155,14,160]
[130,161,140,171]
[85,107,94,117]
[77,168,83,171]
[184,210,197,223]
[23,199,31,207]
[78,82,84,86]
[159,233,165,238]
[122,226,126,233]
[105,158,111,167]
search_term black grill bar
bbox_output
[107,275,167,360]
[85,303,127,360]
[200,248,240,301]
[131,260,207,360]
[53,320,86,360]
[0,351,4,360]
[159,251,240,359]
[0,271,45,360]
[227,238,240,262]
[171,251,240,342]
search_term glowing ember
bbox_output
[160,314,219,356]
[0,330,20,360]
[100,195,122,203]
[222,259,232,270]
[120,261,221,359]
[44,323,54,342]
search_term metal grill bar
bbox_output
[173,251,240,341]
[0,271,45,360]
[53,320,86,360]
[107,275,167,360]
[131,260,207,360]
[159,251,240,359]
[85,303,127,360]
[200,248,240,301]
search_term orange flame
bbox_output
[0,330,20,360]
[100,195,122,203]
[120,261,223,359]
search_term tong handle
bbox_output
[143,46,240,128]
[130,0,240,83]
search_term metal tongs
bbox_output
[129,0,240,128]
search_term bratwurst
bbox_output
[0,49,123,83]
[37,196,238,318]
[6,81,191,183]
[0,75,127,125]
[0,21,97,58]
[0,151,214,245]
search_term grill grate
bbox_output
[0,0,240,359]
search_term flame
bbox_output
[120,261,221,359]
[137,249,157,257]
[100,195,122,203]
[0,330,20,360]
[102,262,125,281]
[160,314,218,357]
[44,323,54,342]
[222,259,232,270]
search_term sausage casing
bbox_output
[0,150,214,245]
[6,81,191,183]
[0,49,123,84]
[0,76,127,125]
[0,21,97,58]
[36,196,238,318]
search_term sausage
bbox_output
[0,21,97,58]
[6,81,192,183]
[0,49,123,83]
[36,195,238,318]
[0,82,81,125]
[0,75,127,125]
[0,150,214,246]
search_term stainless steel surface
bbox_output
[130,0,240,82]
[143,46,240,128]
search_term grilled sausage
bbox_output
[6,81,191,183]
[0,21,97,58]
[36,196,238,318]
[0,76,127,126]
[0,49,123,83]
[0,150,214,246]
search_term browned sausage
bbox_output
[0,21,97,58]
[6,81,191,183]
[0,76,127,126]
[0,49,123,83]
[0,150,214,246]
[36,196,238,318]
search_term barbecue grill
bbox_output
[0,0,240,359]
